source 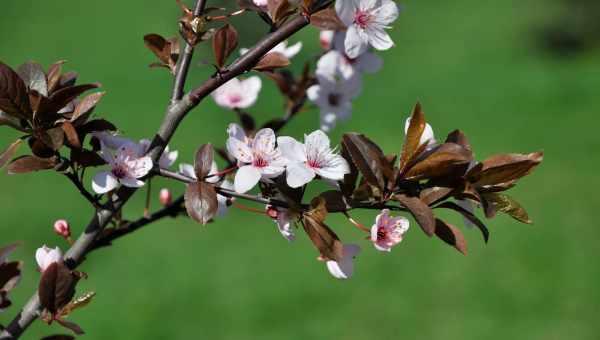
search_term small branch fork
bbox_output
[0,4,310,339]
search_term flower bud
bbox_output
[265,205,278,219]
[159,188,172,206]
[53,219,71,238]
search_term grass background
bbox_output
[1,0,599,339]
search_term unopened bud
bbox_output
[159,188,172,206]
[265,205,278,219]
[53,219,71,238]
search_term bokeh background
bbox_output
[1,0,599,339]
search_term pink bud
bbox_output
[159,188,172,206]
[53,219,71,238]
[265,205,278,219]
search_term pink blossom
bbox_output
[278,130,350,188]
[325,244,361,279]
[335,0,400,58]
[35,245,62,272]
[92,141,153,194]
[226,128,286,193]
[212,77,262,110]
[370,209,409,252]
[139,139,178,169]
[53,219,71,238]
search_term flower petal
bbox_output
[252,128,276,154]
[345,26,369,59]
[119,176,146,188]
[227,137,253,163]
[285,162,316,188]
[314,155,350,181]
[179,163,197,180]
[277,136,307,163]
[367,27,394,51]
[234,165,261,193]
[92,171,119,194]
[335,0,356,26]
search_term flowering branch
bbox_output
[0,8,312,340]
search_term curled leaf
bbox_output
[399,102,426,171]
[212,24,238,69]
[0,139,22,168]
[434,218,467,255]
[467,152,544,187]
[253,52,290,72]
[394,193,435,236]
[310,7,346,30]
[185,182,218,225]
[302,198,343,262]
[17,61,48,97]
[7,155,57,174]
[481,193,532,224]
[194,143,214,179]
[342,133,392,192]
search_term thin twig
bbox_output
[90,196,185,251]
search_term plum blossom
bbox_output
[266,205,295,241]
[35,245,62,272]
[92,140,153,194]
[336,0,400,58]
[139,139,178,169]
[307,51,362,132]
[325,244,361,279]
[370,209,410,252]
[252,0,268,9]
[328,31,383,77]
[240,40,303,59]
[179,162,234,216]
[404,117,436,147]
[212,76,262,110]
[277,130,350,188]
[226,128,286,193]
[53,219,71,238]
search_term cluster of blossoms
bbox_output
[310,0,399,131]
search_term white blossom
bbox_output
[307,51,362,131]
[329,31,383,77]
[226,128,286,193]
[277,130,350,188]
[92,140,153,194]
[35,245,62,272]
[335,0,400,58]
[211,77,262,110]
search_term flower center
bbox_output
[328,93,340,107]
[307,159,322,169]
[253,154,268,168]
[354,10,372,29]
[377,227,387,241]
[229,94,242,104]
[112,165,128,179]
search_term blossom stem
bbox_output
[232,202,267,214]
[342,212,370,233]
[203,166,237,180]
[144,178,152,218]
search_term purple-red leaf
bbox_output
[0,62,32,120]
[467,152,543,187]
[395,193,435,236]
[435,201,489,242]
[194,143,214,179]
[342,133,392,191]
[7,155,57,174]
[185,182,218,225]
[253,52,290,72]
[399,102,426,172]
[71,91,105,123]
[310,7,346,30]
[434,218,467,255]
[302,198,344,262]
[38,262,79,314]
[17,61,48,97]
[212,24,238,69]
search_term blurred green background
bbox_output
[1,0,599,339]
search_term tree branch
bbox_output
[0,12,310,340]
[89,196,186,251]
[171,0,208,103]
